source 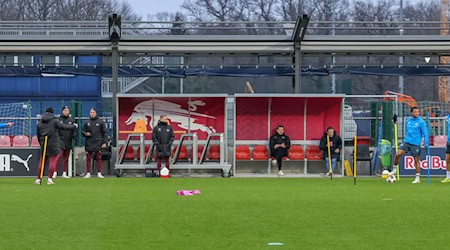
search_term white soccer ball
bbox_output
[386,175,396,183]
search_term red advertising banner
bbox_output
[118,96,225,140]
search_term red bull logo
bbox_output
[404,156,447,170]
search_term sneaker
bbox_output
[441,177,450,183]
[47,179,55,185]
[52,172,57,178]
[33,179,41,185]
[389,170,396,176]
[271,160,278,168]
[62,173,70,179]
[412,179,421,184]
[83,173,91,179]
[97,173,105,178]
[278,170,284,176]
[326,171,331,177]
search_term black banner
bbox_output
[0,148,41,177]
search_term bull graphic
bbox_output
[125,99,217,134]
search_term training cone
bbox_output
[160,167,170,178]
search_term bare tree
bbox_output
[247,0,278,21]
[277,0,315,21]
[0,0,140,21]
[182,0,252,21]
[24,0,60,21]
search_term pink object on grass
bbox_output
[177,190,201,196]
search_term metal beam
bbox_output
[0,41,111,54]
[5,36,450,55]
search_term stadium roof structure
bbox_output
[2,16,450,55]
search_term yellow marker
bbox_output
[394,123,399,180]
[327,135,333,180]
[39,136,48,185]
[354,136,357,185]
[344,160,353,176]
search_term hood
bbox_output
[41,112,55,123]
[89,115,99,121]
[158,121,168,126]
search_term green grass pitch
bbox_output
[0,177,449,249]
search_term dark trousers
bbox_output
[86,151,102,173]
[157,156,170,169]
[272,148,288,170]
[37,155,57,179]
[55,149,71,173]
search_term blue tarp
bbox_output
[2,65,450,77]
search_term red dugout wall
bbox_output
[235,95,343,141]
[234,94,345,174]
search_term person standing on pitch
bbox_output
[269,125,291,177]
[152,115,174,172]
[82,108,108,178]
[0,122,13,128]
[441,114,450,183]
[391,107,429,184]
[34,107,77,185]
[53,106,77,179]
[319,127,342,177]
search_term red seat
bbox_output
[235,145,251,160]
[208,145,221,160]
[13,135,29,147]
[289,145,305,160]
[31,136,40,147]
[136,145,151,158]
[173,145,189,159]
[306,145,322,160]
[434,135,447,147]
[196,145,205,160]
[0,135,11,147]
[119,145,135,160]
[253,145,269,160]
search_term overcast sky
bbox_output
[125,0,185,18]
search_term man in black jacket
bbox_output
[82,108,108,178]
[54,106,77,179]
[34,107,77,185]
[319,127,342,176]
[152,115,175,171]
[269,125,291,176]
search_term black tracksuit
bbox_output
[269,133,291,170]
[152,121,175,169]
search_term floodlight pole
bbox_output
[399,0,404,94]
[111,42,118,147]
[292,14,310,94]
[109,13,121,147]
[294,47,301,93]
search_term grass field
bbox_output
[1,177,449,250]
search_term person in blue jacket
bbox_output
[391,107,429,184]
[441,115,450,183]
[0,122,13,128]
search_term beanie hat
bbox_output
[45,107,54,113]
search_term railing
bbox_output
[2,20,450,38]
